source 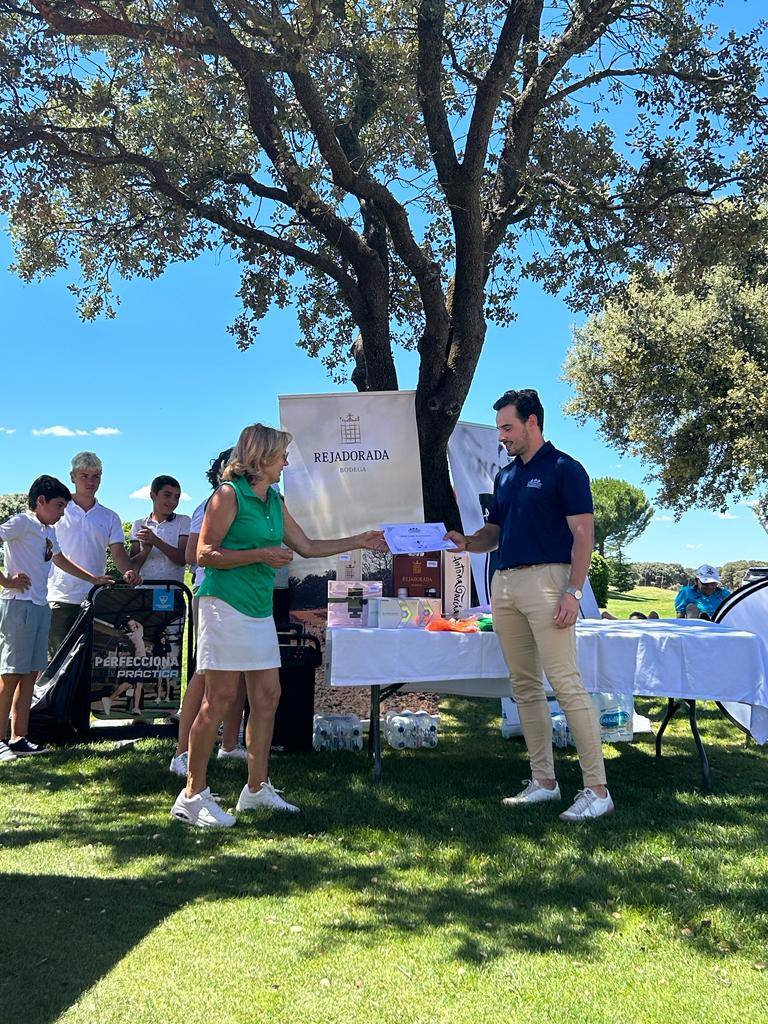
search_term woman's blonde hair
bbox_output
[222,423,292,484]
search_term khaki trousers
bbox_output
[491,564,606,788]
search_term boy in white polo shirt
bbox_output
[129,475,190,583]
[0,475,113,761]
[48,451,141,658]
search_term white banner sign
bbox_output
[447,421,509,605]
[279,390,424,581]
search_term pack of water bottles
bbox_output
[312,713,365,752]
[551,692,634,747]
[383,710,439,749]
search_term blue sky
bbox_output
[1,1,765,568]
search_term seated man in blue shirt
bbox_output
[675,564,731,619]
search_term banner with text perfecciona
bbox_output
[279,390,424,592]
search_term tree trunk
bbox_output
[416,395,463,531]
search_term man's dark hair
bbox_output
[206,448,233,490]
[28,475,71,509]
[150,475,181,495]
[492,388,544,430]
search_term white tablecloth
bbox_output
[326,619,768,743]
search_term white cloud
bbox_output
[653,514,674,522]
[685,543,703,550]
[130,484,191,501]
[714,511,739,520]
[33,425,81,437]
[0,427,16,435]
[33,424,121,437]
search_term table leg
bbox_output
[370,685,382,785]
[686,699,711,793]
[655,698,679,758]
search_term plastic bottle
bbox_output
[551,714,572,749]
[591,693,634,743]
[384,710,439,749]
[312,714,364,752]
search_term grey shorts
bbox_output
[0,599,52,674]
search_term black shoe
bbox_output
[8,737,51,756]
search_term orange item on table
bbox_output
[426,616,479,633]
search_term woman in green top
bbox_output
[171,422,387,829]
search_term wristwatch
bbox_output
[565,585,583,600]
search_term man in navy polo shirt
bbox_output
[446,389,613,821]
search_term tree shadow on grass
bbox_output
[3,701,768,1021]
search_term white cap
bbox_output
[696,564,721,584]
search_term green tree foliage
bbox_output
[588,551,610,608]
[607,550,636,593]
[2,4,767,523]
[565,204,768,515]
[591,477,652,556]
[105,521,132,579]
[719,560,768,590]
[0,492,27,562]
[634,562,689,588]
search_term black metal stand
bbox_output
[367,682,407,784]
[655,698,711,793]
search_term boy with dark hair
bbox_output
[0,475,113,761]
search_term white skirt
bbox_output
[197,596,280,671]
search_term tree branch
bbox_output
[416,0,459,186]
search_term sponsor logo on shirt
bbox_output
[527,479,542,489]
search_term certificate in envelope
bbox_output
[381,522,457,555]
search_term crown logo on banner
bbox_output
[339,413,361,444]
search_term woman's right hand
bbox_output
[259,547,294,567]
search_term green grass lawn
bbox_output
[3,700,768,1024]
[606,586,678,619]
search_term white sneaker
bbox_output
[0,741,17,763]
[236,779,300,813]
[559,788,614,822]
[170,787,236,828]
[502,779,561,806]
[169,751,188,776]
[217,744,248,761]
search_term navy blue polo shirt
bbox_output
[488,441,593,568]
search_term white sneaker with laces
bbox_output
[170,787,236,828]
[502,779,561,806]
[217,744,248,761]
[169,751,188,776]
[559,788,614,822]
[0,741,17,763]
[236,779,300,813]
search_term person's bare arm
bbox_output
[185,532,200,566]
[444,523,501,554]
[553,512,594,629]
[133,526,187,566]
[197,487,292,570]
[282,506,386,559]
[52,552,113,587]
[108,542,140,585]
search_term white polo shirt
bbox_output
[189,499,208,588]
[130,514,191,584]
[0,511,62,605]
[48,499,125,605]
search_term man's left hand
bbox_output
[123,569,141,586]
[554,592,579,629]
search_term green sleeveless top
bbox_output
[197,475,284,618]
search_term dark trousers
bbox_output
[48,602,83,661]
